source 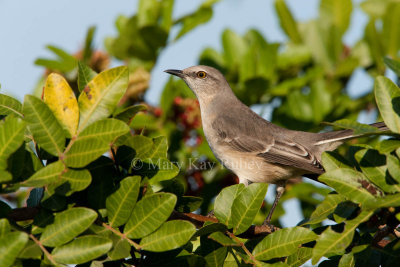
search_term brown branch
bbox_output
[226,231,259,266]
[102,222,141,250]
[7,206,40,221]
[9,207,278,238]
[29,233,57,265]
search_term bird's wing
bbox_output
[257,139,324,174]
[212,117,324,174]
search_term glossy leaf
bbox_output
[285,247,313,267]
[124,193,177,238]
[77,61,97,92]
[384,57,400,77]
[113,104,147,124]
[320,0,352,35]
[23,95,65,156]
[107,234,131,260]
[321,151,352,172]
[304,194,345,225]
[174,0,220,40]
[64,118,129,167]
[319,169,377,204]
[311,210,373,264]
[0,219,10,237]
[78,66,129,132]
[231,183,268,235]
[0,231,28,267]
[355,148,400,193]
[140,220,196,252]
[48,168,92,196]
[374,76,400,133]
[22,161,64,187]
[43,73,79,137]
[51,235,112,264]
[40,207,97,247]
[214,184,245,226]
[253,227,317,260]
[275,0,302,43]
[0,116,25,170]
[106,176,141,227]
[324,119,381,135]
[208,232,236,246]
[0,94,23,117]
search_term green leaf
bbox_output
[311,210,373,264]
[384,57,400,77]
[208,232,236,246]
[107,233,131,260]
[285,247,313,267]
[124,193,177,238]
[77,61,97,92]
[64,118,129,168]
[0,218,10,237]
[321,151,353,172]
[0,116,25,170]
[140,220,196,252]
[383,2,400,58]
[174,0,220,40]
[222,29,248,68]
[78,66,129,132]
[339,253,355,267]
[374,76,400,133]
[324,119,381,135]
[387,154,400,184]
[214,184,245,226]
[23,95,65,156]
[0,169,12,183]
[48,168,92,196]
[0,94,23,117]
[144,136,169,159]
[22,161,64,187]
[40,207,97,247]
[136,158,179,184]
[0,231,28,267]
[304,194,346,225]
[34,45,77,72]
[365,192,400,208]
[18,240,42,259]
[231,183,268,235]
[106,176,141,227]
[355,149,400,193]
[319,169,377,204]
[51,235,112,264]
[253,227,317,261]
[376,139,400,153]
[113,104,147,124]
[320,0,352,35]
[175,196,203,213]
[275,0,302,43]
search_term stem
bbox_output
[102,222,141,250]
[226,231,258,266]
[29,233,57,265]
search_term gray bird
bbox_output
[165,65,388,224]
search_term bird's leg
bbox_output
[263,182,286,225]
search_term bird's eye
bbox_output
[196,71,207,79]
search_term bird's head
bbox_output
[164,65,231,99]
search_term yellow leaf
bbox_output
[43,73,79,137]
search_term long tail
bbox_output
[314,122,389,147]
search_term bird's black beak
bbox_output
[164,69,184,78]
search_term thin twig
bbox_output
[226,231,258,266]
[102,222,141,250]
[29,233,57,265]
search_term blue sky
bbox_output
[1,0,369,103]
[0,0,371,226]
